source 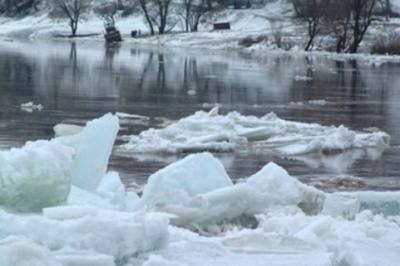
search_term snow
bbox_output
[1,113,400,266]
[0,0,400,59]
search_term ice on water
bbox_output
[137,152,233,210]
[118,107,390,157]
[57,113,120,192]
[1,111,400,266]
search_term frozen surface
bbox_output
[0,208,169,263]
[0,141,74,211]
[1,113,400,266]
[118,107,390,157]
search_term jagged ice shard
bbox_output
[0,113,170,265]
[0,113,120,212]
[57,113,120,192]
[135,153,325,230]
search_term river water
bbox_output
[0,39,399,191]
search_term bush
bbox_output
[371,33,400,55]
[238,35,268,47]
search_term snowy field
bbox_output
[1,1,400,265]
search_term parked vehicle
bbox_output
[104,21,122,43]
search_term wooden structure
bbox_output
[213,22,231,30]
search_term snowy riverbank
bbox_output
[1,0,400,56]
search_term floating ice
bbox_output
[57,113,119,192]
[20,102,43,112]
[294,75,312,81]
[0,236,63,266]
[0,141,74,211]
[137,152,233,210]
[0,208,169,263]
[118,107,390,157]
[53,123,84,137]
[133,152,325,231]
[0,113,121,212]
[342,191,400,217]
[1,111,400,266]
[96,171,127,210]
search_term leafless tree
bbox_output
[2,0,40,16]
[116,0,124,9]
[292,0,324,51]
[153,0,173,34]
[378,0,392,21]
[138,0,156,35]
[138,0,175,35]
[94,1,118,24]
[181,0,208,32]
[53,0,89,36]
[323,0,352,53]
[346,0,377,53]
[295,0,378,53]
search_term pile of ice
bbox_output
[0,114,170,265]
[1,113,400,266]
[134,153,325,232]
[117,107,390,156]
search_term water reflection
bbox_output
[0,40,400,190]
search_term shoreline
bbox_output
[1,13,400,65]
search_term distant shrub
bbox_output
[280,38,296,51]
[238,34,268,47]
[371,33,400,55]
[120,5,136,17]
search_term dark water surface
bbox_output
[0,39,399,191]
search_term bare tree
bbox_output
[2,0,40,16]
[181,0,208,32]
[138,0,175,35]
[152,0,174,34]
[182,0,193,32]
[323,0,352,53]
[378,0,392,21]
[292,0,324,51]
[116,0,124,9]
[53,0,89,36]
[138,0,156,35]
[296,0,378,53]
[94,1,118,24]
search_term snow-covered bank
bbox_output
[1,0,400,58]
[1,113,400,266]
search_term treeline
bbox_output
[0,0,399,54]
[0,0,261,35]
[291,0,397,53]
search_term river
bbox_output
[0,39,399,191]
